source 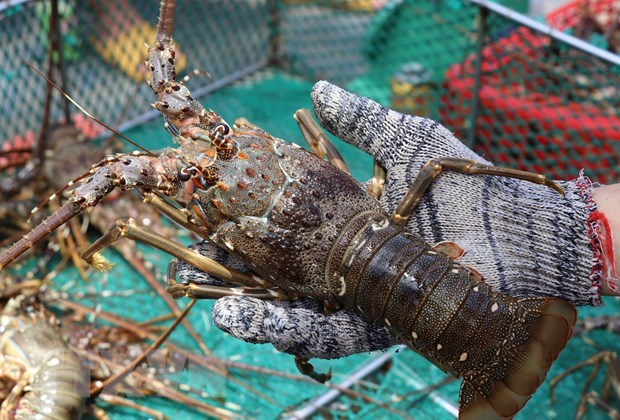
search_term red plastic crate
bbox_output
[440,0,620,183]
[547,0,618,30]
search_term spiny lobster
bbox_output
[0,0,576,418]
[0,297,88,419]
[0,272,234,419]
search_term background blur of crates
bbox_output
[1,0,619,418]
[1,0,618,183]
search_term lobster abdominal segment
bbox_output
[328,210,519,374]
[321,209,575,417]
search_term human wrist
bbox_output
[592,183,620,296]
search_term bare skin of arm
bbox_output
[593,183,620,296]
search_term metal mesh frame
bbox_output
[0,0,271,145]
[3,0,616,182]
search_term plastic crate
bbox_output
[547,0,619,31]
[440,0,620,183]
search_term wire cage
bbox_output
[1,0,619,418]
[441,0,620,183]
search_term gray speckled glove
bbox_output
[310,81,599,303]
[177,81,602,360]
[175,242,395,358]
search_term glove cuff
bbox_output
[501,173,603,306]
[577,173,613,304]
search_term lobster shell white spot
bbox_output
[354,237,368,251]
[337,276,346,296]
[47,357,60,367]
[370,219,389,231]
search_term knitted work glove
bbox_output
[178,81,602,360]
[310,81,599,303]
[174,242,395,359]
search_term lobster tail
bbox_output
[459,297,576,419]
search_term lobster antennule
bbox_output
[459,297,576,419]
[155,0,176,43]
[149,0,181,96]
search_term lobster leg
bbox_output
[167,280,287,300]
[81,218,292,301]
[368,159,387,200]
[294,109,350,174]
[0,279,42,300]
[550,350,620,418]
[0,371,32,418]
[295,356,332,384]
[81,218,272,289]
[142,192,206,238]
[165,259,290,301]
[578,392,620,420]
[391,157,565,226]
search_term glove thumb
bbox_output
[212,296,394,359]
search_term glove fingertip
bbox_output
[311,81,379,147]
[310,80,348,134]
[212,296,270,344]
[311,81,401,168]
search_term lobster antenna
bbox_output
[27,161,108,223]
[24,60,156,157]
[26,149,154,223]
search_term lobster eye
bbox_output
[177,168,192,182]
[216,123,230,136]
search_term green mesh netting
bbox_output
[1,0,619,418]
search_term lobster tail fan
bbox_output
[459,297,576,420]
